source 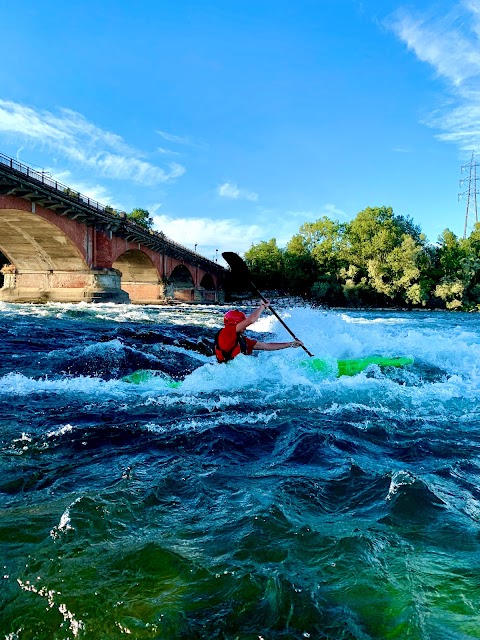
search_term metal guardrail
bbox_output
[0,152,116,214]
[0,152,224,272]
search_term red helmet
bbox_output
[224,310,246,326]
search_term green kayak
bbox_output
[122,355,414,386]
[303,355,414,377]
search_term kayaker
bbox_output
[214,301,303,363]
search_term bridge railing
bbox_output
[0,152,118,215]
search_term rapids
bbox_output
[1,302,480,639]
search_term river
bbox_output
[1,302,479,639]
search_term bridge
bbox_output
[0,153,225,304]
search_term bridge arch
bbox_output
[0,206,127,303]
[167,264,195,302]
[200,273,215,290]
[199,273,219,303]
[113,249,162,303]
[0,208,87,272]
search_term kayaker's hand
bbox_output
[290,340,303,348]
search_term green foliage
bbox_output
[245,239,285,290]
[284,235,318,294]
[434,280,465,309]
[240,208,480,310]
[127,207,154,229]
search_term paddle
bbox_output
[222,251,314,357]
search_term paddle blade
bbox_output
[222,252,251,278]
[222,252,255,293]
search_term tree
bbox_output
[430,229,467,309]
[127,207,154,229]
[383,235,429,305]
[244,239,285,290]
[343,207,406,266]
[434,280,465,309]
[298,217,346,271]
[285,217,347,298]
[339,206,428,306]
[436,230,466,280]
[284,233,318,295]
[459,223,480,307]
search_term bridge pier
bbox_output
[164,284,224,304]
[0,267,130,303]
[121,280,165,304]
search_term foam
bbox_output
[0,372,129,397]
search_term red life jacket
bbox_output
[214,328,248,363]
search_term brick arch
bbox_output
[113,249,159,282]
[113,249,162,303]
[200,273,216,290]
[168,264,195,287]
[166,264,195,302]
[0,202,127,303]
[0,207,87,271]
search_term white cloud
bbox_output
[151,203,349,261]
[152,213,264,256]
[387,3,480,151]
[217,181,259,202]
[0,99,186,186]
[46,168,123,209]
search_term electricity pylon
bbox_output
[459,150,479,238]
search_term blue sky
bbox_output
[0,0,479,262]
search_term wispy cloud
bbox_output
[157,146,181,156]
[388,6,480,86]
[319,203,350,220]
[387,2,480,151]
[156,130,192,145]
[217,181,259,202]
[0,99,186,185]
[152,213,264,255]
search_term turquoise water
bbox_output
[1,302,480,639]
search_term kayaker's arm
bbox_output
[235,301,270,333]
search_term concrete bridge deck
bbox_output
[0,153,225,304]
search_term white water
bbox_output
[0,303,478,428]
